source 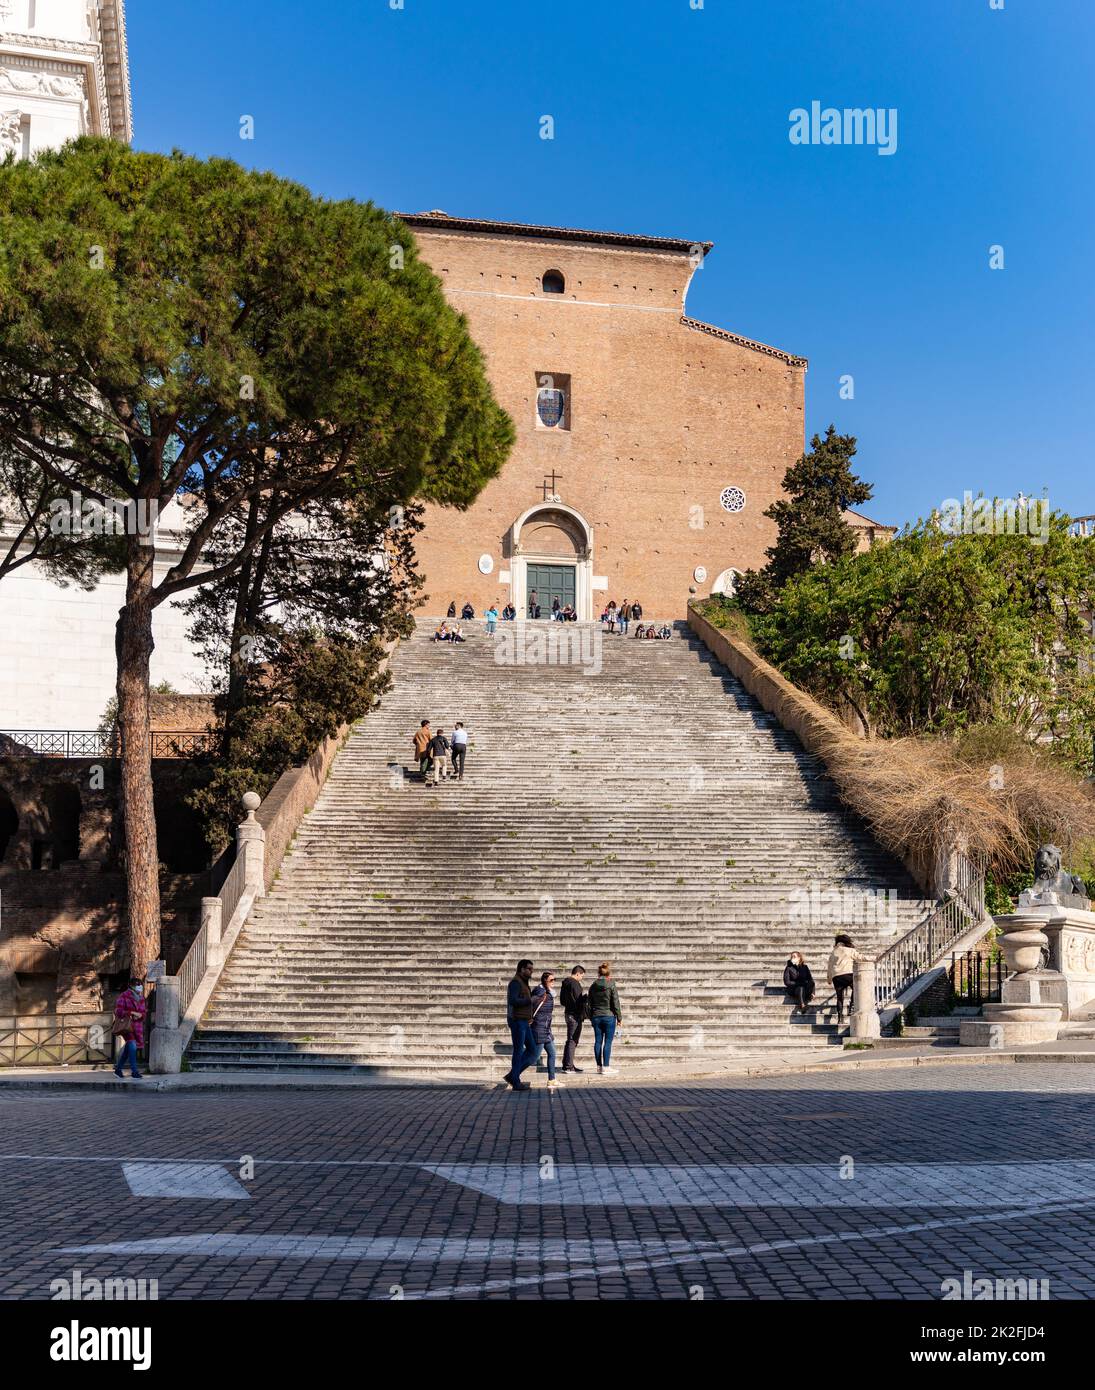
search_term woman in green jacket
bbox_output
[588,961,622,1075]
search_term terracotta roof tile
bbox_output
[395,211,712,256]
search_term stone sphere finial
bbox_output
[242,791,261,815]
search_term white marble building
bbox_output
[0,4,214,728]
[0,0,130,154]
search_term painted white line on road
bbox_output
[57,1234,709,1262]
[122,1162,251,1200]
[423,1161,1095,1208]
[417,1196,1095,1299]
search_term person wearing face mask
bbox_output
[112,978,147,1080]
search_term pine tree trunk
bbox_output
[116,537,161,975]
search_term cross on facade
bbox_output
[540,471,563,501]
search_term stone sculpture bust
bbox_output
[1018,844,1090,910]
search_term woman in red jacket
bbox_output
[112,979,147,1080]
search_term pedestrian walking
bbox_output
[503,958,537,1091]
[451,722,468,780]
[560,964,586,1073]
[588,961,622,1075]
[783,951,815,1015]
[530,970,559,1090]
[412,719,431,780]
[427,726,450,785]
[111,978,147,1080]
[618,600,631,635]
[827,934,870,1023]
[446,601,456,618]
[485,604,498,636]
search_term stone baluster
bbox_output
[202,895,224,969]
[149,975,183,1074]
[237,790,266,898]
[850,957,881,1040]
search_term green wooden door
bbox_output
[526,563,576,617]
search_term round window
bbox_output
[719,486,746,513]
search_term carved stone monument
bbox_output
[960,845,1094,1047]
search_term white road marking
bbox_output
[423,1161,1095,1207]
[122,1162,251,1199]
[415,1196,1095,1299]
[57,1234,709,1262]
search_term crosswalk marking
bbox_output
[423,1160,1095,1207]
[121,1162,251,1199]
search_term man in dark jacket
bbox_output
[426,728,450,785]
[504,959,536,1091]
[560,965,586,1073]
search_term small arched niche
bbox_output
[541,269,565,295]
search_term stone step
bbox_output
[190,623,928,1072]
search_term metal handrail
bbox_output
[873,853,986,1007]
[0,729,217,759]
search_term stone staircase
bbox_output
[187,621,935,1076]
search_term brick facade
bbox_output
[402,213,807,619]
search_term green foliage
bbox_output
[736,426,872,611]
[0,138,514,522]
[747,513,1095,749]
[184,632,392,856]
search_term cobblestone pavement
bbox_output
[1,1064,1093,1301]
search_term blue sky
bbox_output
[128,0,1094,529]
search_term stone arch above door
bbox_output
[511,503,593,560]
[509,504,594,619]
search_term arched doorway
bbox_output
[509,504,594,620]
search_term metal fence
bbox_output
[0,1013,114,1067]
[874,853,986,1007]
[950,948,1004,1006]
[0,730,217,758]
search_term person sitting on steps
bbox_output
[783,952,815,1015]
[461,602,475,620]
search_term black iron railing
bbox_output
[950,948,1004,1006]
[874,853,987,1007]
[0,730,217,759]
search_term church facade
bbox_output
[400,212,808,618]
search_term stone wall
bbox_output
[0,756,208,1015]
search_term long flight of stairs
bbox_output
[187,621,934,1077]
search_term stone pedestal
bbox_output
[148,976,183,1075]
[850,958,881,1040]
[957,907,1095,1046]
